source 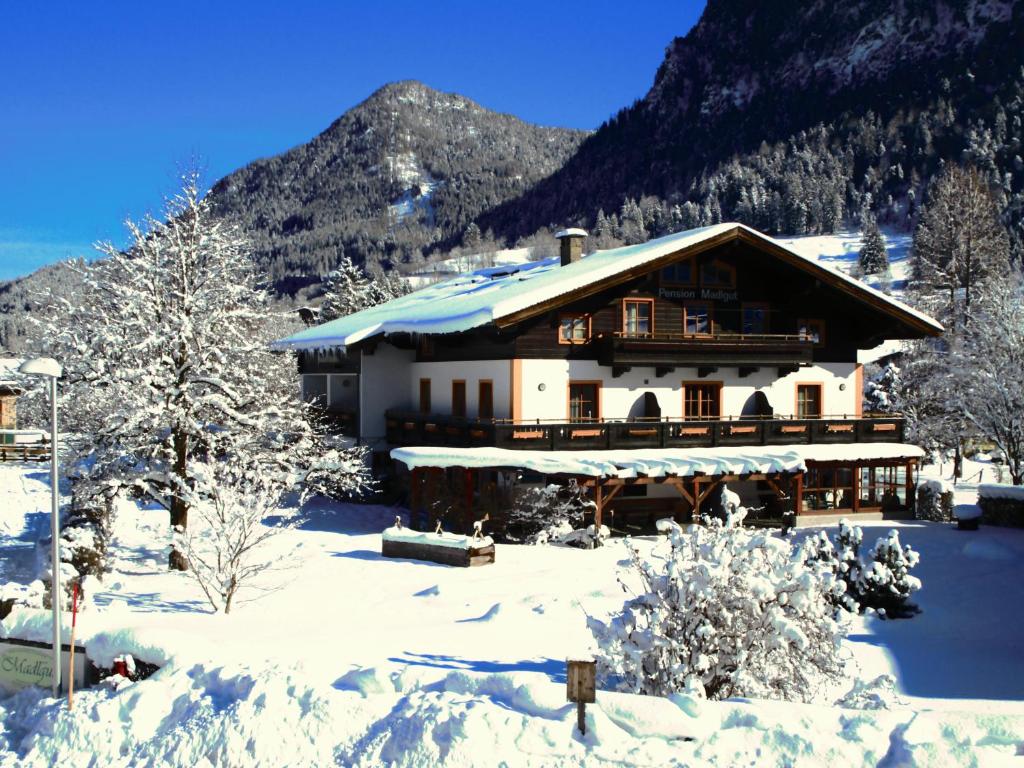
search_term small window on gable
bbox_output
[683,302,712,336]
[558,314,590,344]
[798,318,826,346]
[660,258,694,285]
[700,258,736,288]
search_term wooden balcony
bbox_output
[385,411,905,451]
[590,331,815,371]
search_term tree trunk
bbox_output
[168,426,189,571]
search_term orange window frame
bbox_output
[478,380,494,420]
[682,381,723,420]
[622,298,655,337]
[795,382,824,419]
[567,380,602,422]
[558,313,592,344]
[682,302,713,336]
[418,378,432,414]
[451,380,467,418]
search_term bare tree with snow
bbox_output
[589,518,847,702]
[35,171,370,570]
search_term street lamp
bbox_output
[19,357,63,698]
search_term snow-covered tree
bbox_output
[590,518,847,702]
[35,172,369,570]
[863,361,902,413]
[174,464,293,614]
[910,164,1011,333]
[955,280,1024,484]
[319,256,408,323]
[858,212,889,276]
[503,480,596,545]
[856,530,921,617]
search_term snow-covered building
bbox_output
[0,359,25,444]
[275,223,942,531]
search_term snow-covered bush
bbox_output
[503,480,596,545]
[174,466,295,614]
[835,674,902,710]
[915,478,953,522]
[857,530,921,617]
[804,520,922,617]
[589,519,848,702]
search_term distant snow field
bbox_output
[0,461,1022,767]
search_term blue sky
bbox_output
[0,1,704,281]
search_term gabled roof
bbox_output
[273,223,942,351]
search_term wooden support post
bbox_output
[410,467,422,531]
[852,463,861,512]
[793,471,804,516]
[593,483,603,530]
[906,459,915,511]
[463,468,474,534]
[693,476,701,519]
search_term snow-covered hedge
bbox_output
[977,484,1024,527]
[589,518,847,702]
[915,478,953,522]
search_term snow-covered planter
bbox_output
[978,484,1024,528]
[589,518,847,702]
[382,526,495,567]
[915,478,953,522]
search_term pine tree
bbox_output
[320,256,408,323]
[858,212,889,276]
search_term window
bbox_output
[623,299,653,337]
[859,465,908,510]
[569,381,601,422]
[419,378,431,414]
[660,259,694,284]
[683,382,721,420]
[558,314,590,344]
[700,258,736,288]
[302,375,328,407]
[803,466,855,512]
[478,380,494,420]
[797,318,826,345]
[742,303,769,335]
[328,374,358,412]
[796,383,823,419]
[452,380,466,418]
[682,302,712,335]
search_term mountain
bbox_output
[478,0,1024,243]
[207,81,587,293]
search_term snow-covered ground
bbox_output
[776,229,913,295]
[0,461,1022,766]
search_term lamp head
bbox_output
[18,357,62,378]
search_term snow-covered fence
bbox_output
[0,430,49,462]
[978,484,1024,528]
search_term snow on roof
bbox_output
[390,443,924,479]
[0,359,24,389]
[554,228,588,239]
[274,223,942,351]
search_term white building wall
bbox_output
[518,360,859,421]
[360,344,415,440]
[409,360,512,420]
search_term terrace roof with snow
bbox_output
[390,443,926,479]
[273,223,943,351]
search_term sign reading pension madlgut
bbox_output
[0,639,89,693]
[658,287,740,302]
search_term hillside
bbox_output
[207,80,587,293]
[478,0,1024,244]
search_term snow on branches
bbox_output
[34,171,370,570]
[589,519,847,702]
[319,256,408,323]
[503,480,597,546]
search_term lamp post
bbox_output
[19,357,63,698]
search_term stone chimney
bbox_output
[556,228,588,266]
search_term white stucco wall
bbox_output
[409,360,512,420]
[518,359,859,421]
[360,344,415,440]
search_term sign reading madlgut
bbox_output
[0,639,88,693]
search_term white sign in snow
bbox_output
[0,639,89,693]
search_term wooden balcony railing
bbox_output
[589,331,815,368]
[384,411,905,451]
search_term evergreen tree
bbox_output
[858,212,889,276]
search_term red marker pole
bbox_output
[67,583,79,710]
